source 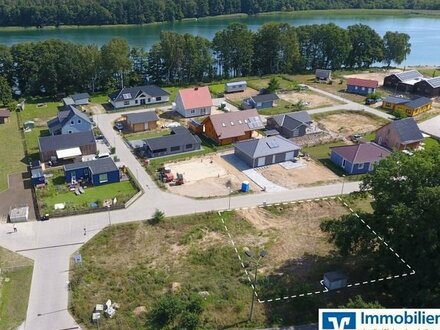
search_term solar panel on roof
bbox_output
[266,140,279,149]
[427,77,440,88]
[122,93,132,100]
[247,116,263,129]
[395,70,423,81]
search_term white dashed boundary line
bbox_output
[220,196,415,304]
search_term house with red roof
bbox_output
[175,86,213,118]
[330,142,391,174]
[346,78,379,95]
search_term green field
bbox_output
[0,247,33,330]
[303,141,348,160]
[208,83,225,97]
[257,99,296,115]
[89,92,110,105]
[247,76,297,91]
[0,112,26,192]
[21,99,61,122]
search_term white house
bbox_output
[175,86,213,118]
[109,85,170,109]
[47,105,92,135]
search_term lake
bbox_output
[0,12,439,66]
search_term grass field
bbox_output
[303,141,348,160]
[0,112,26,192]
[70,197,382,329]
[247,76,297,91]
[208,83,225,97]
[37,175,138,214]
[257,99,296,115]
[89,92,109,105]
[21,99,61,122]
[0,247,33,330]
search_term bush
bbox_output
[394,108,408,119]
[150,209,165,225]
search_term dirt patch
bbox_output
[343,69,402,87]
[259,160,339,188]
[278,90,339,109]
[317,112,385,136]
[225,87,259,102]
[85,103,106,115]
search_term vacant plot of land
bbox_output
[343,69,402,87]
[259,160,340,188]
[315,111,387,137]
[278,90,340,109]
[224,87,259,102]
[0,247,33,330]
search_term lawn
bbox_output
[23,126,50,160]
[124,128,170,141]
[0,247,33,330]
[424,137,440,150]
[89,92,110,105]
[163,86,180,102]
[0,112,26,192]
[257,99,296,116]
[303,141,348,160]
[37,174,138,215]
[208,83,225,97]
[21,98,61,122]
[70,198,384,329]
[247,76,297,91]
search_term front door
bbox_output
[140,99,146,105]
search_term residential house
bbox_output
[243,93,279,110]
[225,81,247,93]
[63,93,90,106]
[38,130,97,162]
[201,109,264,145]
[315,69,332,83]
[47,105,92,135]
[382,96,432,117]
[123,111,159,132]
[346,78,379,95]
[64,157,120,186]
[266,111,312,138]
[0,109,11,124]
[414,77,440,97]
[109,85,170,109]
[375,118,423,151]
[234,135,300,168]
[142,127,201,158]
[175,86,213,118]
[330,142,391,175]
[383,70,424,93]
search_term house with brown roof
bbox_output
[346,78,379,95]
[0,109,11,124]
[201,109,264,145]
[175,86,213,118]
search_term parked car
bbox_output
[114,122,124,130]
[365,97,383,105]
[350,134,362,143]
[40,214,50,221]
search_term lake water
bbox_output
[0,13,439,66]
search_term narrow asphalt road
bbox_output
[3,92,373,330]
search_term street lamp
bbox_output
[340,174,346,196]
[245,249,266,322]
[228,186,232,210]
[107,205,111,226]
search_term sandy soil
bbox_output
[278,90,339,109]
[238,200,349,274]
[318,112,385,136]
[225,87,259,102]
[259,160,339,188]
[85,103,106,114]
[343,69,402,87]
[166,154,260,198]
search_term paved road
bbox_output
[2,93,371,330]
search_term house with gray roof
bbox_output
[383,70,424,92]
[315,69,332,83]
[47,105,92,135]
[63,93,90,106]
[330,142,391,175]
[243,93,279,109]
[64,157,120,186]
[123,111,159,132]
[38,130,97,162]
[109,85,170,109]
[382,95,432,117]
[140,127,201,158]
[266,111,312,138]
[234,135,300,168]
[375,118,423,151]
[414,76,440,97]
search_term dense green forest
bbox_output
[0,0,438,27]
[0,22,410,102]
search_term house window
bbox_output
[170,146,180,152]
[71,120,74,125]
[358,163,364,170]
[124,101,130,106]
[354,86,358,90]
[68,130,72,134]
[190,110,195,114]
[99,173,108,183]
[135,100,138,104]
[156,97,162,101]
[148,98,151,102]
[342,159,346,168]
[361,87,366,91]
[77,119,81,124]
[185,144,192,149]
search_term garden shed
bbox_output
[323,271,347,290]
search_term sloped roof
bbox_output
[64,157,118,175]
[204,109,264,140]
[405,97,432,109]
[389,118,423,143]
[109,85,169,102]
[39,130,96,152]
[71,93,90,101]
[47,105,91,133]
[383,96,411,105]
[394,70,423,81]
[331,142,391,164]
[0,109,11,118]
[250,93,279,103]
[271,111,312,130]
[124,111,159,124]
[347,78,379,88]
[178,86,213,110]
[144,128,201,151]
[315,69,331,78]
[423,76,440,88]
[234,135,300,159]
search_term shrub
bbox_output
[394,108,408,119]
[150,209,165,225]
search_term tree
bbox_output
[0,76,12,106]
[322,147,440,306]
[346,24,384,68]
[101,38,131,89]
[267,77,280,93]
[342,296,384,308]
[383,31,411,67]
[151,209,165,225]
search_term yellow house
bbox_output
[382,96,432,117]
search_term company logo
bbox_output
[321,312,356,330]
